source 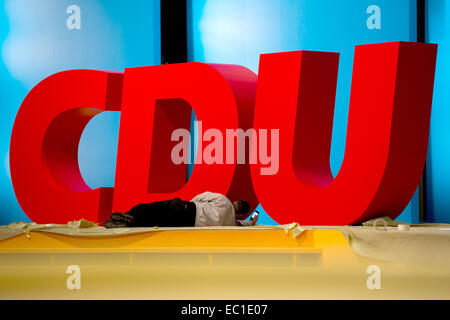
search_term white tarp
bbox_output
[1,217,450,267]
[0,220,306,241]
[341,217,450,267]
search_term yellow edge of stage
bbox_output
[0,228,449,300]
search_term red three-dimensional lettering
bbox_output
[113,63,258,215]
[9,42,437,225]
[10,64,258,224]
[10,70,123,224]
[251,42,437,225]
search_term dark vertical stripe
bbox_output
[417,0,427,222]
[160,0,193,182]
[160,0,187,64]
[417,0,426,42]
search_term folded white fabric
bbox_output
[0,220,306,241]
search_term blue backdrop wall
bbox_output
[425,0,450,223]
[0,0,160,225]
[0,0,447,225]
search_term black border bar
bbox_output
[160,0,187,64]
[417,0,427,222]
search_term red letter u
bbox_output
[251,42,437,225]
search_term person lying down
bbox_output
[104,191,258,228]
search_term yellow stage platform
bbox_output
[0,222,449,300]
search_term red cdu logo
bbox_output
[9,42,437,225]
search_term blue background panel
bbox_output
[425,0,450,223]
[0,0,160,225]
[187,0,419,225]
[0,0,440,226]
